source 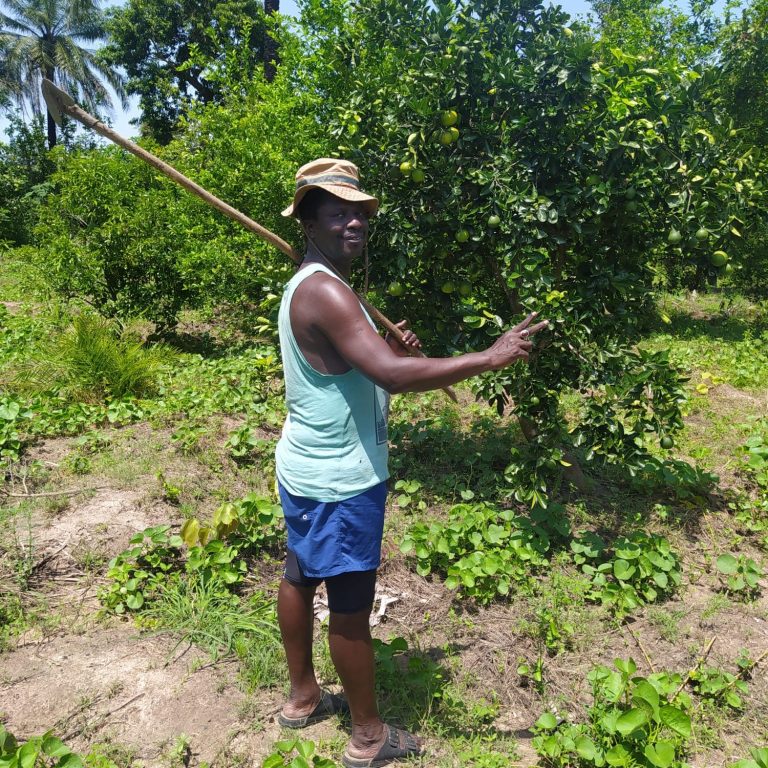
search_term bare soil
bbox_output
[1,404,767,767]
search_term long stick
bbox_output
[41,79,457,402]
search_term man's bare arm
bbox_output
[299,275,547,394]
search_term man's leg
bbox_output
[328,607,385,752]
[277,576,322,717]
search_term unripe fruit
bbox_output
[625,186,637,200]
[455,229,469,243]
[710,250,728,268]
[626,200,638,212]
[487,214,501,229]
[399,161,413,175]
[388,281,405,297]
[695,228,709,241]
[586,174,601,186]
[660,435,674,449]
[458,281,472,297]
[411,168,425,183]
[439,131,455,145]
[441,281,455,294]
[529,396,541,406]
[440,110,459,127]
[667,228,682,244]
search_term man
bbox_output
[275,158,547,768]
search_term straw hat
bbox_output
[281,158,379,219]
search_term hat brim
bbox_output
[282,183,379,218]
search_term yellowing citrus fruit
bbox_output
[441,110,459,127]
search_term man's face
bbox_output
[303,194,369,262]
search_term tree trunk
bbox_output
[264,0,280,83]
[46,109,57,149]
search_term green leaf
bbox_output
[616,707,648,736]
[261,757,285,768]
[644,740,676,768]
[632,680,660,720]
[42,736,70,758]
[606,744,632,766]
[659,705,691,738]
[575,736,598,760]
[717,553,738,574]
[289,755,310,768]
[535,712,558,730]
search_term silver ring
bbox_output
[520,329,529,339]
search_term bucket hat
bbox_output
[281,158,379,219]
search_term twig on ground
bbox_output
[60,693,145,741]
[674,635,717,698]
[2,486,108,498]
[624,622,656,674]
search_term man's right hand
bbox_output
[486,312,549,370]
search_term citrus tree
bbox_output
[297,0,762,504]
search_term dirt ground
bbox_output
[1,429,767,767]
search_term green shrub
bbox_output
[14,313,175,402]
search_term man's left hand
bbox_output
[385,320,422,357]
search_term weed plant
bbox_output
[13,313,175,402]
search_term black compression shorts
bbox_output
[283,550,377,614]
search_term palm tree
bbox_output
[0,0,128,148]
[264,0,279,82]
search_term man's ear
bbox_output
[301,219,315,238]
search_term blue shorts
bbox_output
[277,481,387,579]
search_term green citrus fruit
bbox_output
[695,227,709,241]
[399,161,413,175]
[667,228,682,245]
[487,214,501,229]
[625,186,637,200]
[439,130,455,145]
[440,110,459,127]
[458,281,472,297]
[586,174,601,186]
[530,396,541,406]
[562,26,574,37]
[455,229,470,243]
[660,435,674,450]
[626,200,638,212]
[710,250,728,268]
[388,281,405,297]
[441,281,455,294]
[410,168,425,183]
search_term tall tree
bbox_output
[101,0,266,143]
[0,0,127,148]
[264,0,279,82]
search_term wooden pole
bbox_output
[40,79,457,401]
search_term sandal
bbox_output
[277,690,349,729]
[341,724,422,768]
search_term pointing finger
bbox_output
[523,320,550,338]
[513,312,538,332]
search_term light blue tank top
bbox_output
[275,263,390,501]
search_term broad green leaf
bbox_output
[575,736,598,760]
[659,705,691,738]
[42,736,70,758]
[535,712,558,730]
[606,744,632,766]
[616,707,648,736]
[632,680,660,720]
[645,740,676,768]
[717,553,738,574]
